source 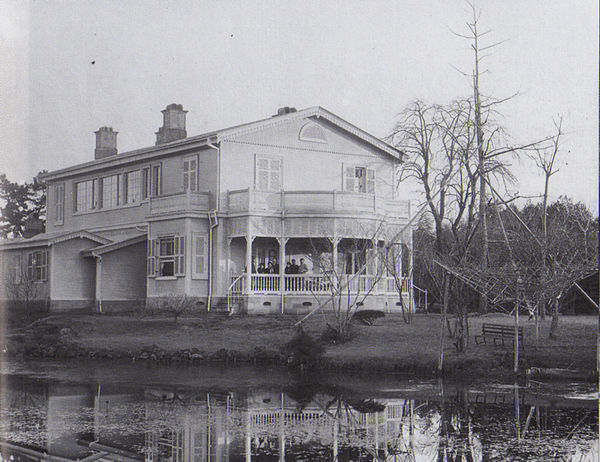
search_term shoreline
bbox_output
[3,312,597,383]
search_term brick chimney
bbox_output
[155,104,188,145]
[94,126,118,159]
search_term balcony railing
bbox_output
[230,273,409,295]
[227,189,409,217]
[148,191,211,215]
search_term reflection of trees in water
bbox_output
[0,380,598,462]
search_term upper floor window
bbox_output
[343,164,375,194]
[75,179,97,212]
[255,155,282,191]
[27,250,48,282]
[54,183,64,224]
[143,164,162,199]
[183,156,198,192]
[100,174,121,209]
[299,122,327,143]
[125,170,141,204]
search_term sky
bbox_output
[1,0,598,213]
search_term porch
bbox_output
[229,273,410,295]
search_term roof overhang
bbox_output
[0,230,111,251]
[81,234,147,258]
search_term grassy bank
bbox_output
[3,311,597,381]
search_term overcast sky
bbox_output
[1,0,598,213]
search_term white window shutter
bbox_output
[147,239,155,277]
[343,164,357,192]
[193,234,207,277]
[175,236,185,276]
[366,168,376,194]
[255,156,269,190]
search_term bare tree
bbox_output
[5,267,40,310]
[529,117,563,321]
[303,224,387,342]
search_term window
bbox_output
[148,236,185,278]
[125,170,141,204]
[152,165,161,196]
[343,164,375,193]
[183,156,198,192]
[142,165,161,199]
[54,183,64,224]
[100,174,120,208]
[192,233,208,278]
[255,155,282,191]
[299,122,327,143]
[75,179,97,212]
[27,250,47,282]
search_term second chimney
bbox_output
[95,126,118,159]
[156,104,188,145]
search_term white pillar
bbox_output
[246,235,254,295]
[278,237,288,313]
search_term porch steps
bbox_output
[209,297,243,314]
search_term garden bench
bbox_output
[474,323,524,347]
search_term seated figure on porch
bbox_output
[257,263,266,273]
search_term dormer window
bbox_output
[299,122,327,143]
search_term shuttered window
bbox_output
[183,156,198,192]
[150,235,185,278]
[255,155,282,191]
[147,239,156,277]
[54,183,64,224]
[192,233,208,278]
[342,164,376,194]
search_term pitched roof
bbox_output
[81,234,146,257]
[40,107,404,181]
[0,230,111,250]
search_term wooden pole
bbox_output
[438,272,450,374]
[514,274,522,375]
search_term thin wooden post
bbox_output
[514,274,522,375]
[438,272,450,374]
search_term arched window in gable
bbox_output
[299,122,327,143]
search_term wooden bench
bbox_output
[475,323,525,347]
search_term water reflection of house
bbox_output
[1,380,598,462]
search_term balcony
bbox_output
[148,191,211,216]
[227,189,410,218]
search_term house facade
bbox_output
[0,105,414,314]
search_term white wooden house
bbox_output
[0,105,414,313]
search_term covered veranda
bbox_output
[226,232,410,298]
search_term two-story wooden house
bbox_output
[0,105,414,314]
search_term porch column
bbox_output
[246,235,254,295]
[330,237,339,290]
[372,239,379,293]
[277,237,288,313]
[226,237,233,288]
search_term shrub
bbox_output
[352,309,385,326]
[146,294,197,322]
[284,328,325,370]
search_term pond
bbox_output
[0,359,597,461]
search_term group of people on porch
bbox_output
[252,258,309,274]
